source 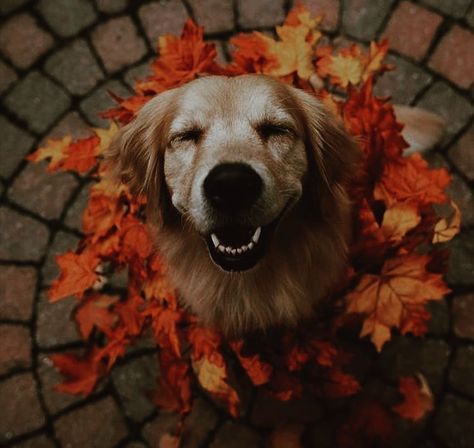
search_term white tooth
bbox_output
[218,245,225,253]
[237,248,242,254]
[248,242,255,250]
[252,227,262,243]
[231,249,237,255]
[226,247,232,254]
[241,245,248,252]
[211,233,220,248]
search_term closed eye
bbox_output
[256,121,295,140]
[170,128,203,144]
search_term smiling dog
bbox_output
[107,75,365,335]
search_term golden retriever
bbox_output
[106,74,440,336]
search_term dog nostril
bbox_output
[204,163,263,211]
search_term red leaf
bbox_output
[393,374,434,421]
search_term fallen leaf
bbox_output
[393,374,434,421]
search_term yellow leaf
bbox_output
[381,203,421,243]
[27,136,72,171]
[94,122,119,155]
[433,201,461,244]
[192,356,239,416]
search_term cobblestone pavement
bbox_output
[0,1,473,447]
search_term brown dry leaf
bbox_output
[433,201,461,244]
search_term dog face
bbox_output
[107,74,359,333]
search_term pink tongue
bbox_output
[216,226,254,246]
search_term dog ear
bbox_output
[290,87,361,220]
[105,89,177,226]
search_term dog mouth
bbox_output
[205,218,280,272]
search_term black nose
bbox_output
[204,163,263,212]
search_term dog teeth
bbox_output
[211,233,220,248]
[252,227,261,243]
[212,227,262,257]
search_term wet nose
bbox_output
[204,163,263,212]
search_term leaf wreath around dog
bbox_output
[28,5,459,446]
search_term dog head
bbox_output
[107,75,359,274]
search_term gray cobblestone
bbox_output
[0,116,35,179]
[210,421,261,448]
[0,60,17,94]
[449,346,474,397]
[0,207,49,261]
[447,231,474,286]
[188,0,235,34]
[237,0,286,30]
[38,0,97,37]
[421,0,471,18]
[45,39,104,96]
[4,71,71,133]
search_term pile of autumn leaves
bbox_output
[29,5,460,445]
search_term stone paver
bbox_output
[0,1,473,447]
[421,0,471,18]
[8,162,78,221]
[138,1,189,46]
[453,294,474,339]
[0,325,31,375]
[416,81,473,140]
[303,0,340,32]
[0,266,37,321]
[0,116,35,180]
[38,0,97,37]
[92,17,147,74]
[429,25,474,89]
[0,14,54,69]
[54,397,128,448]
[374,53,433,104]
[342,0,395,41]
[0,207,49,261]
[188,0,235,34]
[45,39,104,96]
[36,292,81,348]
[237,0,286,29]
[435,395,474,448]
[447,123,474,182]
[0,60,17,94]
[0,373,45,443]
[112,355,158,422]
[383,1,443,61]
[4,71,71,133]
[80,79,131,126]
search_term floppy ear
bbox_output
[290,87,361,220]
[105,89,178,226]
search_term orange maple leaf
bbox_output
[230,340,273,386]
[375,154,451,208]
[49,250,100,302]
[75,294,118,339]
[346,254,450,351]
[393,374,434,421]
[51,349,104,396]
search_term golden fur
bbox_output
[106,75,360,336]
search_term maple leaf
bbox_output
[346,254,450,351]
[393,374,434,421]
[75,294,118,339]
[230,340,273,386]
[61,135,101,174]
[433,201,461,244]
[94,122,119,154]
[145,306,183,356]
[317,45,364,87]
[27,136,72,171]
[152,352,192,414]
[192,355,240,417]
[49,250,100,302]
[380,202,421,243]
[51,349,104,396]
[375,154,451,208]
